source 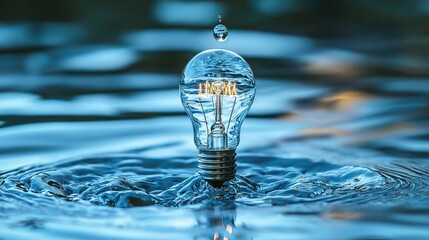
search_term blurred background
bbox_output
[1,1,429,108]
[1,0,428,166]
[1,0,429,76]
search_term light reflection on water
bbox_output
[1,2,429,239]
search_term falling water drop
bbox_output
[213,15,228,42]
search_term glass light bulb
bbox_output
[180,49,255,187]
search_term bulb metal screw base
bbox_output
[198,149,236,188]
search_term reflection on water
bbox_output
[0,0,429,239]
[194,206,241,240]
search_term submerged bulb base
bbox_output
[198,149,236,188]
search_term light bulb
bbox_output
[180,49,255,187]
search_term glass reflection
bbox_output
[193,204,252,240]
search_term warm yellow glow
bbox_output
[226,224,233,234]
[223,81,231,95]
[321,91,368,103]
[206,81,212,95]
[227,82,236,95]
[300,128,345,137]
[212,81,225,94]
[320,91,370,111]
[223,237,229,240]
[325,211,360,220]
[199,81,237,97]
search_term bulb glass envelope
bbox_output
[180,49,255,150]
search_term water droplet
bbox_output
[213,24,228,42]
[218,15,222,23]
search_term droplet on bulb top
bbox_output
[213,24,228,42]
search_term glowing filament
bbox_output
[199,81,237,96]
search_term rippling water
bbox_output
[1,2,429,239]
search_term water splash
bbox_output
[1,154,428,209]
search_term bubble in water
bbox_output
[213,24,228,42]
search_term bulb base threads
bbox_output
[198,149,236,188]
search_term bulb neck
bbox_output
[198,149,236,188]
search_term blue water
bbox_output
[1,4,429,239]
[1,73,429,239]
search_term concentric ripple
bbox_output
[1,154,428,210]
